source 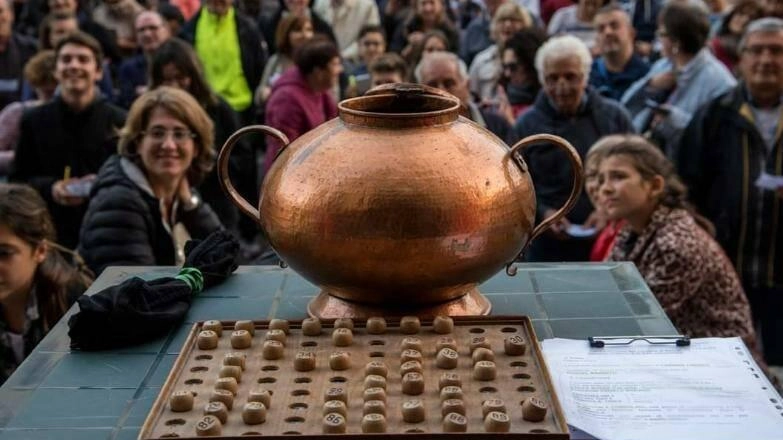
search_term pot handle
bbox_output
[218,125,290,222]
[505,134,584,276]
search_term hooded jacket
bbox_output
[263,67,338,172]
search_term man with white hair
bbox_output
[513,34,633,262]
[679,17,783,365]
[419,50,512,142]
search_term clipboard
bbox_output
[541,336,783,440]
[588,334,690,347]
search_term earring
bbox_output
[672,44,679,55]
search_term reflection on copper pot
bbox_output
[219,84,582,317]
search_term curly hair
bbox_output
[23,50,57,88]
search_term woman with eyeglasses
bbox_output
[468,3,533,102]
[621,1,736,156]
[78,87,222,275]
[148,38,250,235]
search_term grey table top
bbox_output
[0,262,675,440]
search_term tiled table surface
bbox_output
[0,263,675,439]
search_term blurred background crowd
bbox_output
[0,0,782,387]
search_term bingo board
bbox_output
[139,316,569,439]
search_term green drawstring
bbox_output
[175,267,204,294]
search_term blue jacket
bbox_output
[589,54,650,101]
[621,49,736,156]
[117,54,147,109]
[459,13,491,66]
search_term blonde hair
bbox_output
[490,3,533,43]
[118,87,215,186]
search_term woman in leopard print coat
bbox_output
[588,135,758,353]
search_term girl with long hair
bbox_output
[0,183,92,384]
[589,135,760,354]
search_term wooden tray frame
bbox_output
[139,316,569,439]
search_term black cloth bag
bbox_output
[68,231,239,350]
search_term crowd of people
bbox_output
[0,0,781,384]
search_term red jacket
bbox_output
[263,67,338,173]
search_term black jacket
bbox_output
[79,156,223,275]
[181,7,267,94]
[198,97,244,232]
[10,95,126,248]
[513,88,634,261]
[678,85,783,289]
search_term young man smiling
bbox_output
[10,32,126,249]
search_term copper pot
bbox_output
[219,84,582,318]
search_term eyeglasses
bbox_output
[743,44,783,56]
[142,127,196,143]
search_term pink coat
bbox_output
[263,67,338,173]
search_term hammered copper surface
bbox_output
[218,84,583,314]
[307,288,492,319]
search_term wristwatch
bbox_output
[182,192,201,212]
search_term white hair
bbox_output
[534,35,592,85]
[415,51,469,82]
